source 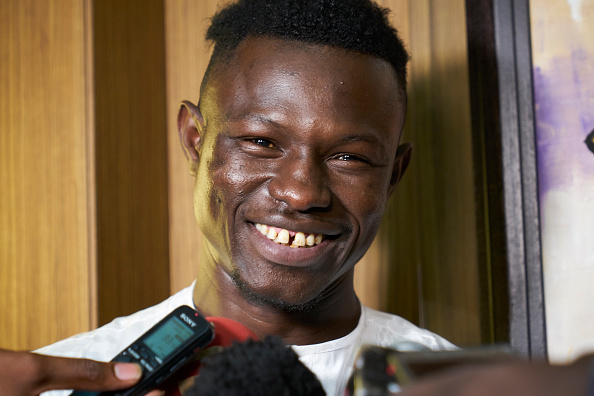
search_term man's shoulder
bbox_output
[360,306,456,351]
[37,283,196,361]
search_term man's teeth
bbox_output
[294,232,305,247]
[276,229,289,244]
[255,223,324,248]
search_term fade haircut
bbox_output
[202,0,409,96]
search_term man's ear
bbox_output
[388,143,413,196]
[177,100,204,174]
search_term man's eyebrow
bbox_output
[229,113,386,146]
[340,133,384,146]
[228,112,282,127]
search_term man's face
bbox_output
[188,37,407,309]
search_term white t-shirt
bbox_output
[38,282,454,396]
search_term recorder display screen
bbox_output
[144,316,194,360]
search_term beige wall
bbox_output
[0,0,481,350]
[530,0,594,363]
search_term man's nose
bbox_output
[267,156,331,211]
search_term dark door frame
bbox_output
[466,0,547,359]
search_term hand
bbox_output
[398,358,592,396]
[0,349,163,396]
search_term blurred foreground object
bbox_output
[184,335,325,396]
[344,345,517,395]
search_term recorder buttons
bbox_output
[113,350,134,363]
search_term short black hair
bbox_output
[186,335,326,396]
[203,0,409,92]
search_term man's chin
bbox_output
[231,271,323,313]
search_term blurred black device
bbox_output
[71,305,214,396]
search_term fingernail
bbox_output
[114,363,142,380]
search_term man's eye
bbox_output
[250,138,275,148]
[337,154,366,162]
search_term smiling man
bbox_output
[28,1,455,395]
[181,36,408,338]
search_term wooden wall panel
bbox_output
[164,0,222,294]
[353,0,411,313]
[0,0,94,350]
[355,0,482,346]
[93,0,171,325]
[410,0,480,345]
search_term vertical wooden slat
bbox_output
[419,0,480,345]
[356,0,481,346]
[164,0,223,294]
[84,0,98,330]
[93,0,171,325]
[354,0,415,316]
[0,0,93,350]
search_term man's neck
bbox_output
[192,260,361,345]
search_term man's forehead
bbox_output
[202,36,404,111]
[196,36,407,151]
[205,36,401,88]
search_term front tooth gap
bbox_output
[261,225,324,247]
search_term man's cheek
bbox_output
[193,179,226,236]
[218,159,272,197]
[343,184,387,233]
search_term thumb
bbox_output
[35,353,142,392]
[2,350,142,395]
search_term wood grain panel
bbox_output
[0,0,93,350]
[353,0,413,314]
[356,0,482,346]
[164,0,223,293]
[93,0,171,325]
[406,0,480,345]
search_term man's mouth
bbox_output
[254,223,324,248]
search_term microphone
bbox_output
[183,334,326,396]
[164,316,325,396]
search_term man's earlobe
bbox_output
[177,100,203,174]
[388,143,413,196]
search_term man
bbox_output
[2,1,454,395]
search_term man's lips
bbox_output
[247,222,339,267]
